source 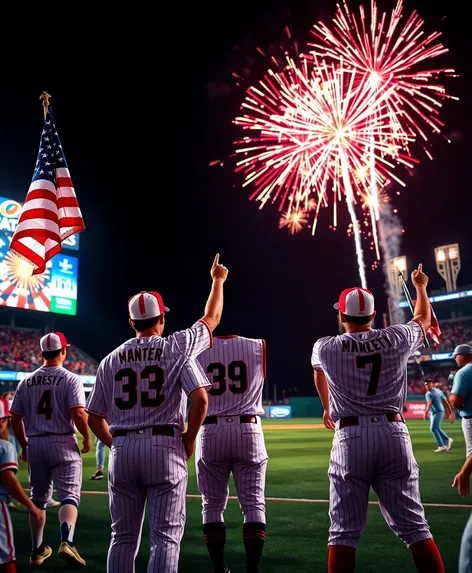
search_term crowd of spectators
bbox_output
[407,373,451,396]
[433,317,472,353]
[0,326,98,375]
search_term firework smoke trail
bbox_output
[378,200,405,324]
[340,147,367,287]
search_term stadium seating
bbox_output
[433,317,472,353]
[0,325,98,375]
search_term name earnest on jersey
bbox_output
[118,347,163,363]
[341,336,393,354]
[24,374,64,387]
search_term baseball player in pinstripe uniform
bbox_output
[86,254,229,573]
[10,332,90,568]
[196,335,268,573]
[312,265,445,573]
[0,398,43,573]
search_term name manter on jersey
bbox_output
[197,336,266,417]
[10,366,85,437]
[311,321,424,421]
[85,321,212,432]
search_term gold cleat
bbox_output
[30,545,52,566]
[58,541,86,567]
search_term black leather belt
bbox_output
[339,412,405,429]
[203,415,257,425]
[113,426,174,437]
[463,415,472,419]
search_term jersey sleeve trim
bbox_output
[261,339,267,378]
[85,408,108,418]
[312,365,324,371]
[69,405,86,411]
[0,462,18,471]
[199,319,213,349]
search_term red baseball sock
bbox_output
[409,538,445,573]
[0,561,17,572]
[328,545,356,573]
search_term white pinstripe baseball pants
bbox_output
[328,415,432,548]
[0,501,15,565]
[107,430,187,573]
[195,418,268,524]
[27,435,82,506]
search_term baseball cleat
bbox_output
[58,541,86,567]
[46,498,60,508]
[434,446,447,452]
[30,545,52,566]
[447,438,454,451]
[90,470,104,480]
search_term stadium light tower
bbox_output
[434,243,461,292]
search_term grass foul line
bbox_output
[78,490,472,509]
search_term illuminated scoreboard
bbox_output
[0,197,80,316]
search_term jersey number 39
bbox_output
[206,361,248,396]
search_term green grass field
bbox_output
[8,418,470,572]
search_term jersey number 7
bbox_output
[356,353,382,396]
[114,365,164,410]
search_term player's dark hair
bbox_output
[131,316,159,332]
[42,349,61,360]
[342,314,374,325]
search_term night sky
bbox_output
[0,0,469,396]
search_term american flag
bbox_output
[9,107,85,275]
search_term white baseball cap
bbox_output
[128,291,170,321]
[0,398,11,420]
[334,288,375,317]
[40,332,70,352]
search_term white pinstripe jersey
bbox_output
[86,321,212,432]
[197,336,266,416]
[311,321,424,422]
[10,366,85,437]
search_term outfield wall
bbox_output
[279,395,433,419]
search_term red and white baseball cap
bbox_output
[40,332,70,352]
[128,291,170,320]
[334,288,375,317]
[0,398,11,420]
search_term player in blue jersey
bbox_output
[0,398,43,572]
[450,344,472,459]
[423,379,454,452]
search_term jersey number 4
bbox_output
[206,361,248,396]
[37,390,53,420]
[114,365,164,410]
[356,353,382,396]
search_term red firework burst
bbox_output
[309,0,458,157]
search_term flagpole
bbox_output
[398,270,430,348]
[39,91,51,119]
